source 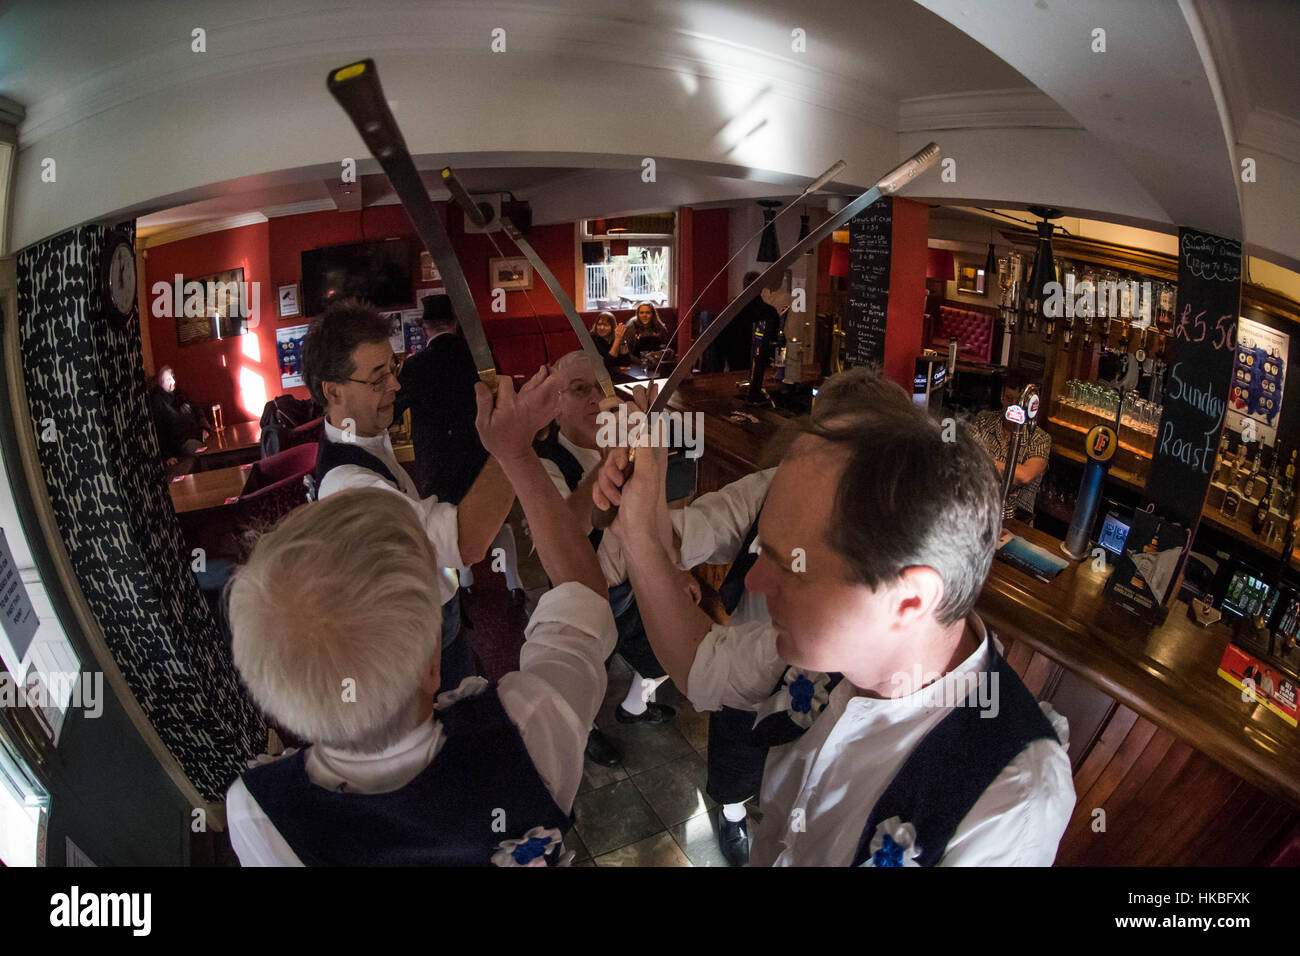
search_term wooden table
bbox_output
[196,420,261,470]
[668,369,1299,864]
[169,463,250,513]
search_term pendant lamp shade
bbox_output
[757,200,782,263]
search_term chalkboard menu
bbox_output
[1145,228,1242,530]
[844,197,892,370]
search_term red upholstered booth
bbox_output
[482,308,679,383]
[929,302,996,366]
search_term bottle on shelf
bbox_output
[773,329,787,383]
[1212,432,1230,484]
[1254,473,1274,536]
[1245,448,1262,500]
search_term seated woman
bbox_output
[623,302,672,364]
[590,311,629,368]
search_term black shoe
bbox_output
[615,701,677,724]
[585,729,623,767]
[719,817,749,866]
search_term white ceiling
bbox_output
[1,0,1297,269]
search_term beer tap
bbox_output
[1000,383,1041,521]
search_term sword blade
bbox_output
[441,165,616,400]
[649,142,940,413]
[327,60,498,390]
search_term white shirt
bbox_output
[597,466,776,623]
[225,582,617,866]
[317,417,460,604]
[688,616,1075,866]
[539,431,602,500]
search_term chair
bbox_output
[180,443,318,561]
[277,416,324,453]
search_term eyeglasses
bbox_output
[347,356,403,393]
[562,381,599,400]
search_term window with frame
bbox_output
[580,214,676,312]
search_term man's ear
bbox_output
[892,566,946,628]
[417,651,441,699]
[321,380,344,408]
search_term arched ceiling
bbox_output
[0,0,1295,269]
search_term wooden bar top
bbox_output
[985,522,1300,810]
[667,370,1300,810]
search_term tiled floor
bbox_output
[571,654,758,866]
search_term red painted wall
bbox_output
[143,221,279,422]
[145,204,578,422]
[883,198,930,392]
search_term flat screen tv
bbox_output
[301,238,414,316]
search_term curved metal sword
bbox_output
[327,59,498,390]
[650,142,939,414]
[592,141,941,529]
[440,166,618,401]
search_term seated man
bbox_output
[225,371,616,866]
[301,298,519,691]
[596,385,1075,866]
[148,365,211,477]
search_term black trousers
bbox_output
[706,705,769,805]
[608,582,667,680]
[436,591,474,695]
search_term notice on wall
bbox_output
[1227,316,1287,447]
[0,529,39,663]
[1145,228,1242,532]
[843,198,892,371]
[277,323,310,389]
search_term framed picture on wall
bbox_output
[419,251,441,283]
[956,263,987,296]
[277,282,301,319]
[489,256,533,292]
[175,268,248,347]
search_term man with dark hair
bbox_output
[594,384,1074,866]
[301,298,518,692]
[149,365,211,477]
[393,294,489,504]
[717,271,781,374]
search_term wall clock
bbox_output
[99,229,136,322]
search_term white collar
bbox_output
[324,416,391,454]
[310,717,441,795]
[837,614,997,714]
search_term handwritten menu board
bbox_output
[1145,228,1242,530]
[844,198,892,370]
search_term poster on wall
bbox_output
[381,311,405,354]
[1227,316,1287,446]
[277,323,310,389]
[402,307,426,354]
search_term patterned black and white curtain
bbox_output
[16,223,265,802]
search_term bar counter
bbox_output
[666,370,1299,865]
